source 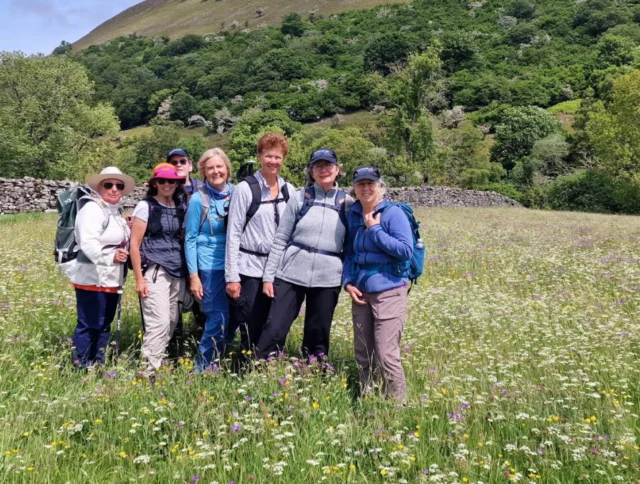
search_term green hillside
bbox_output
[73,0,411,50]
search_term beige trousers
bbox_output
[140,264,185,376]
[352,285,408,401]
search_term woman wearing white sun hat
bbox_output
[70,166,134,368]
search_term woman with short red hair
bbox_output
[225,133,296,352]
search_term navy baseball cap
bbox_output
[353,166,381,183]
[167,148,190,160]
[309,148,338,166]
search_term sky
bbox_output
[0,0,141,55]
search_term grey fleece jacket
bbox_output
[225,171,296,282]
[263,183,354,288]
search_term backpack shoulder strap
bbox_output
[79,195,111,233]
[292,186,315,232]
[198,185,210,231]
[244,175,262,230]
[281,183,290,202]
[336,190,347,227]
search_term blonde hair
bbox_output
[198,148,232,182]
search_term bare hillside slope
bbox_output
[74,0,411,50]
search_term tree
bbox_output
[0,52,119,180]
[364,32,414,74]
[490,106,560,171]
[170,91,198,124]
[595,35,634,68]
[52,41,72,56]
[228,110,301,168]
[586,70,640,180]
[281,12,305,37]
[372,46,443,178]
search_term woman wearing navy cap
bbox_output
[255,148,353,360]
[343,166,413,402]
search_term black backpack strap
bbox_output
[243,175,262,231]
[336,190,347,227]
[281,183,290,203]
[197,186,211,233]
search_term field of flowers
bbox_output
[0,208,639,483]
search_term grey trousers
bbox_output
[352,285,408,401]
[140,265,185,377]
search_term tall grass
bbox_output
[0,209,638,483]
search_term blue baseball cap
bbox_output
[353,166,381,183]
[166,148,190,160]
[309,148,338,166]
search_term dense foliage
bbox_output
[3,0,640,212]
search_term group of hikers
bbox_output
[61,133,422,402]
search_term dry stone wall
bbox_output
[0,177,520,215]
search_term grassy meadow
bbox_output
[0,208,639,483]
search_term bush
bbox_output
[477,182,524,203]
[547,170,640,214]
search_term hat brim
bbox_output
[353,175,380,183]
[148,174,186,184]
[87,173,136,196]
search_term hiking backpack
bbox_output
[350,201,426,290]
[292,185,347,232]
[53,184,111,264]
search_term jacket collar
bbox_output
[350,198,387,215]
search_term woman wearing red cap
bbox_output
[129,163,188,382]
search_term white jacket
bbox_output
[69,200,130,288]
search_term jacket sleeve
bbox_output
[184,192,202,275]
[368,206,413,261]
[76,201,115,266]
[225,182,252,283]
[263,193,301,283]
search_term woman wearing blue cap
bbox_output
[342,166,413,402]
[255,148,352,360]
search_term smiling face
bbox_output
[354,179,382,206]
[204,155,229,189]
[153,178,178,198]
[311,161,339,188]
[98,178,125,204]
[258,148,285,178]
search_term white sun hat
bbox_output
[86,167,136,196]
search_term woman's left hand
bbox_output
[263,282,275,298]
[364,211,381,229]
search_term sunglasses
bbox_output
[156,179,177,185]
[169,158,189,166]
[102,182,125,190]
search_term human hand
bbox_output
[226,282,241,300]
[114,248,129,264]
[346,284,366,305]
[364,211,381,229]
[135,279,149,298]
[263,282,275,298]
[190,274,204,301]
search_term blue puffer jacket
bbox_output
[343,199,413,293]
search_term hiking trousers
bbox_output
[235,275,272,351]
[140,265,185,376]
[197,269,228,371]
[256,278,341,359]
[73,288,119,368]
[352,285,408,401]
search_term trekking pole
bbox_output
[115,240,127,360]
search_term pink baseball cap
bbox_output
[148,163,186,184]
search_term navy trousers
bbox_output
[73,288,119,367]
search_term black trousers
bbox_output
[255,278,341,359]
[236,275,272,350]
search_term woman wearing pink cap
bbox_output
[130,163,188,382]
